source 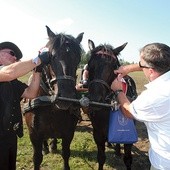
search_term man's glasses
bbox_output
[4,50,16,56]
[139,61,151,69]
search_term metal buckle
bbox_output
[13,123,19,131]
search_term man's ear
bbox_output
[149,68,159,80]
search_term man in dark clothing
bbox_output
[0,41,49,170]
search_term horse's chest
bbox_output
[35,108,78,137]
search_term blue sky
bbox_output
[1,0,170,62]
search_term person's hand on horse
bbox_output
[38,51,50,65]
[111,74,124,91]
[114,65,129,77]
[32,47,50,65]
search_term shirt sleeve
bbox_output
[130,89,170,122]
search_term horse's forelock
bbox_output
[88,44,121,84]
[47,33,82,57]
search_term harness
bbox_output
[87,46,137,108]
[23,46,137,114]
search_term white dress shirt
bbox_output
[130,71,170,169]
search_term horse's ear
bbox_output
[46,25,56,39]
[113,42,128,55]
[76,32,84,43]
[88,39,95,51]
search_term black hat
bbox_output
[0,41,22,60]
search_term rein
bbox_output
[56,75,76,83]
[89,79,116,105]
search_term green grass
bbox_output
[128,72,148,94]
[17,123,128,170]
[16,70,149,170]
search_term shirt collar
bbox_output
[145,70,170,89]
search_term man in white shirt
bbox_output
[111,43,170,170]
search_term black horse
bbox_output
[87,39,137,170]
[24,26,84,170]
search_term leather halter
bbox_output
[96,51,116,59]
[88,50,119,102]
[49,51,76,86]
[56,75,76,83]
[89,49,117,92]
[88,79,111,92]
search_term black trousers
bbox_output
[0,131,17,170]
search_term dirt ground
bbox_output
[78,111,151,170]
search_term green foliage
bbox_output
[79,51,90,68]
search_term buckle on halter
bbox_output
[13,123,20,131]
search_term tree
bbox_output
[79,50,90,68]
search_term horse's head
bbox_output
[88,39,127,105]
[43,26,84,109]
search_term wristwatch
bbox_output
[114,89,123,97]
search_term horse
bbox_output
[23,25,84,170]
[87,39,137,170]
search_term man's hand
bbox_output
[38,52,50,64]
[111,74,124,91]
[114,66,128,77]
[32,47,50,65]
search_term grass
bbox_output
[16,70,149,170]
[128,72,148,94]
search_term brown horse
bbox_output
[87,39,137,170]
[23,26,84,170]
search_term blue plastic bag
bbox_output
[108,109,138,144]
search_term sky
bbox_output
[1,0,170,62]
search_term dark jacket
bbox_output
[0,80,27,137]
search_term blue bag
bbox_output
[108,109,138,144]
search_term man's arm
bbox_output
[111,74,134,119]
[21,71,41,99]
[0,60,38,82]
[114,63,142,76]
[0,51,49,82]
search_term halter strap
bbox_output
[89,79,111,91]
[56,75,76,82]
[96,51,116,59]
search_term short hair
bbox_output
[140,43,170,74]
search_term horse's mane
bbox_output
[89,43,121,68]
